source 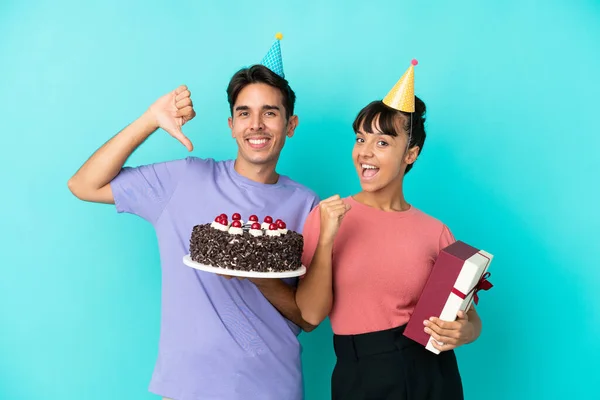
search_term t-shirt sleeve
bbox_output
[438,224,457,252]
[309,194,321,211]
[300,206,321,270]
[110,157,189,224]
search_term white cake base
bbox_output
[182,255,307,278]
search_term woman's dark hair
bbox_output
[352,96,427,174]
[226,64,296,120]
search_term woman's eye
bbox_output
[378,141,388,146]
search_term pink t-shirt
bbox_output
[301,196,455,335]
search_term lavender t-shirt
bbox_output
[110,157,319,400]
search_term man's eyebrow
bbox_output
[262,105,280,110]
[234,105,280,111]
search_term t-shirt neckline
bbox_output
[226,159,285,189]
[347,195,417,218]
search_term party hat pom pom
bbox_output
[411,59,418,66]
[275,32,283,40]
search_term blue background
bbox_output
[1,0,598,398]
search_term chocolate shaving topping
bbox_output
[189,224,304,272]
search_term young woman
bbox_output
[296,93,482,399]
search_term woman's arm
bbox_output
[424,305,483,352]
[295,195,351,326]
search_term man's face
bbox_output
[228,83,298,168]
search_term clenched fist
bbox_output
[148,85,196,151]
[318,195,351,246]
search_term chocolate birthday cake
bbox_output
[189,213,304,273]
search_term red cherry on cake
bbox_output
[269,223,277,230]
[249,215,258,222]
[264,216,273,223]
[219,213,227,220]
[219,217,228,225]
[214,216,221,222]
[275,218,282,225]
[251,222,261,230]
[232,213,241,221]
[277,220,286,229]
[232,220,242,228]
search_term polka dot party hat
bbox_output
[260,33,285,78]
[383,59,418,113]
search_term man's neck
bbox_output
[233,158,280,184]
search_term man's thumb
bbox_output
[169,128,194,152]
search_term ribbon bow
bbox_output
[451,272,493,305]
[470,272,493,305]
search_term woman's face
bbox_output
[352,116,418,193]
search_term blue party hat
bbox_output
[261,33,285,78]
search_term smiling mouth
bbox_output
[246,137,271,149]
[361,163,380,179]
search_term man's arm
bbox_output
[67,112,158,203]
[251,278,317,332]
[67,85,195,203]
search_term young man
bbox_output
[68,36,319,400]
